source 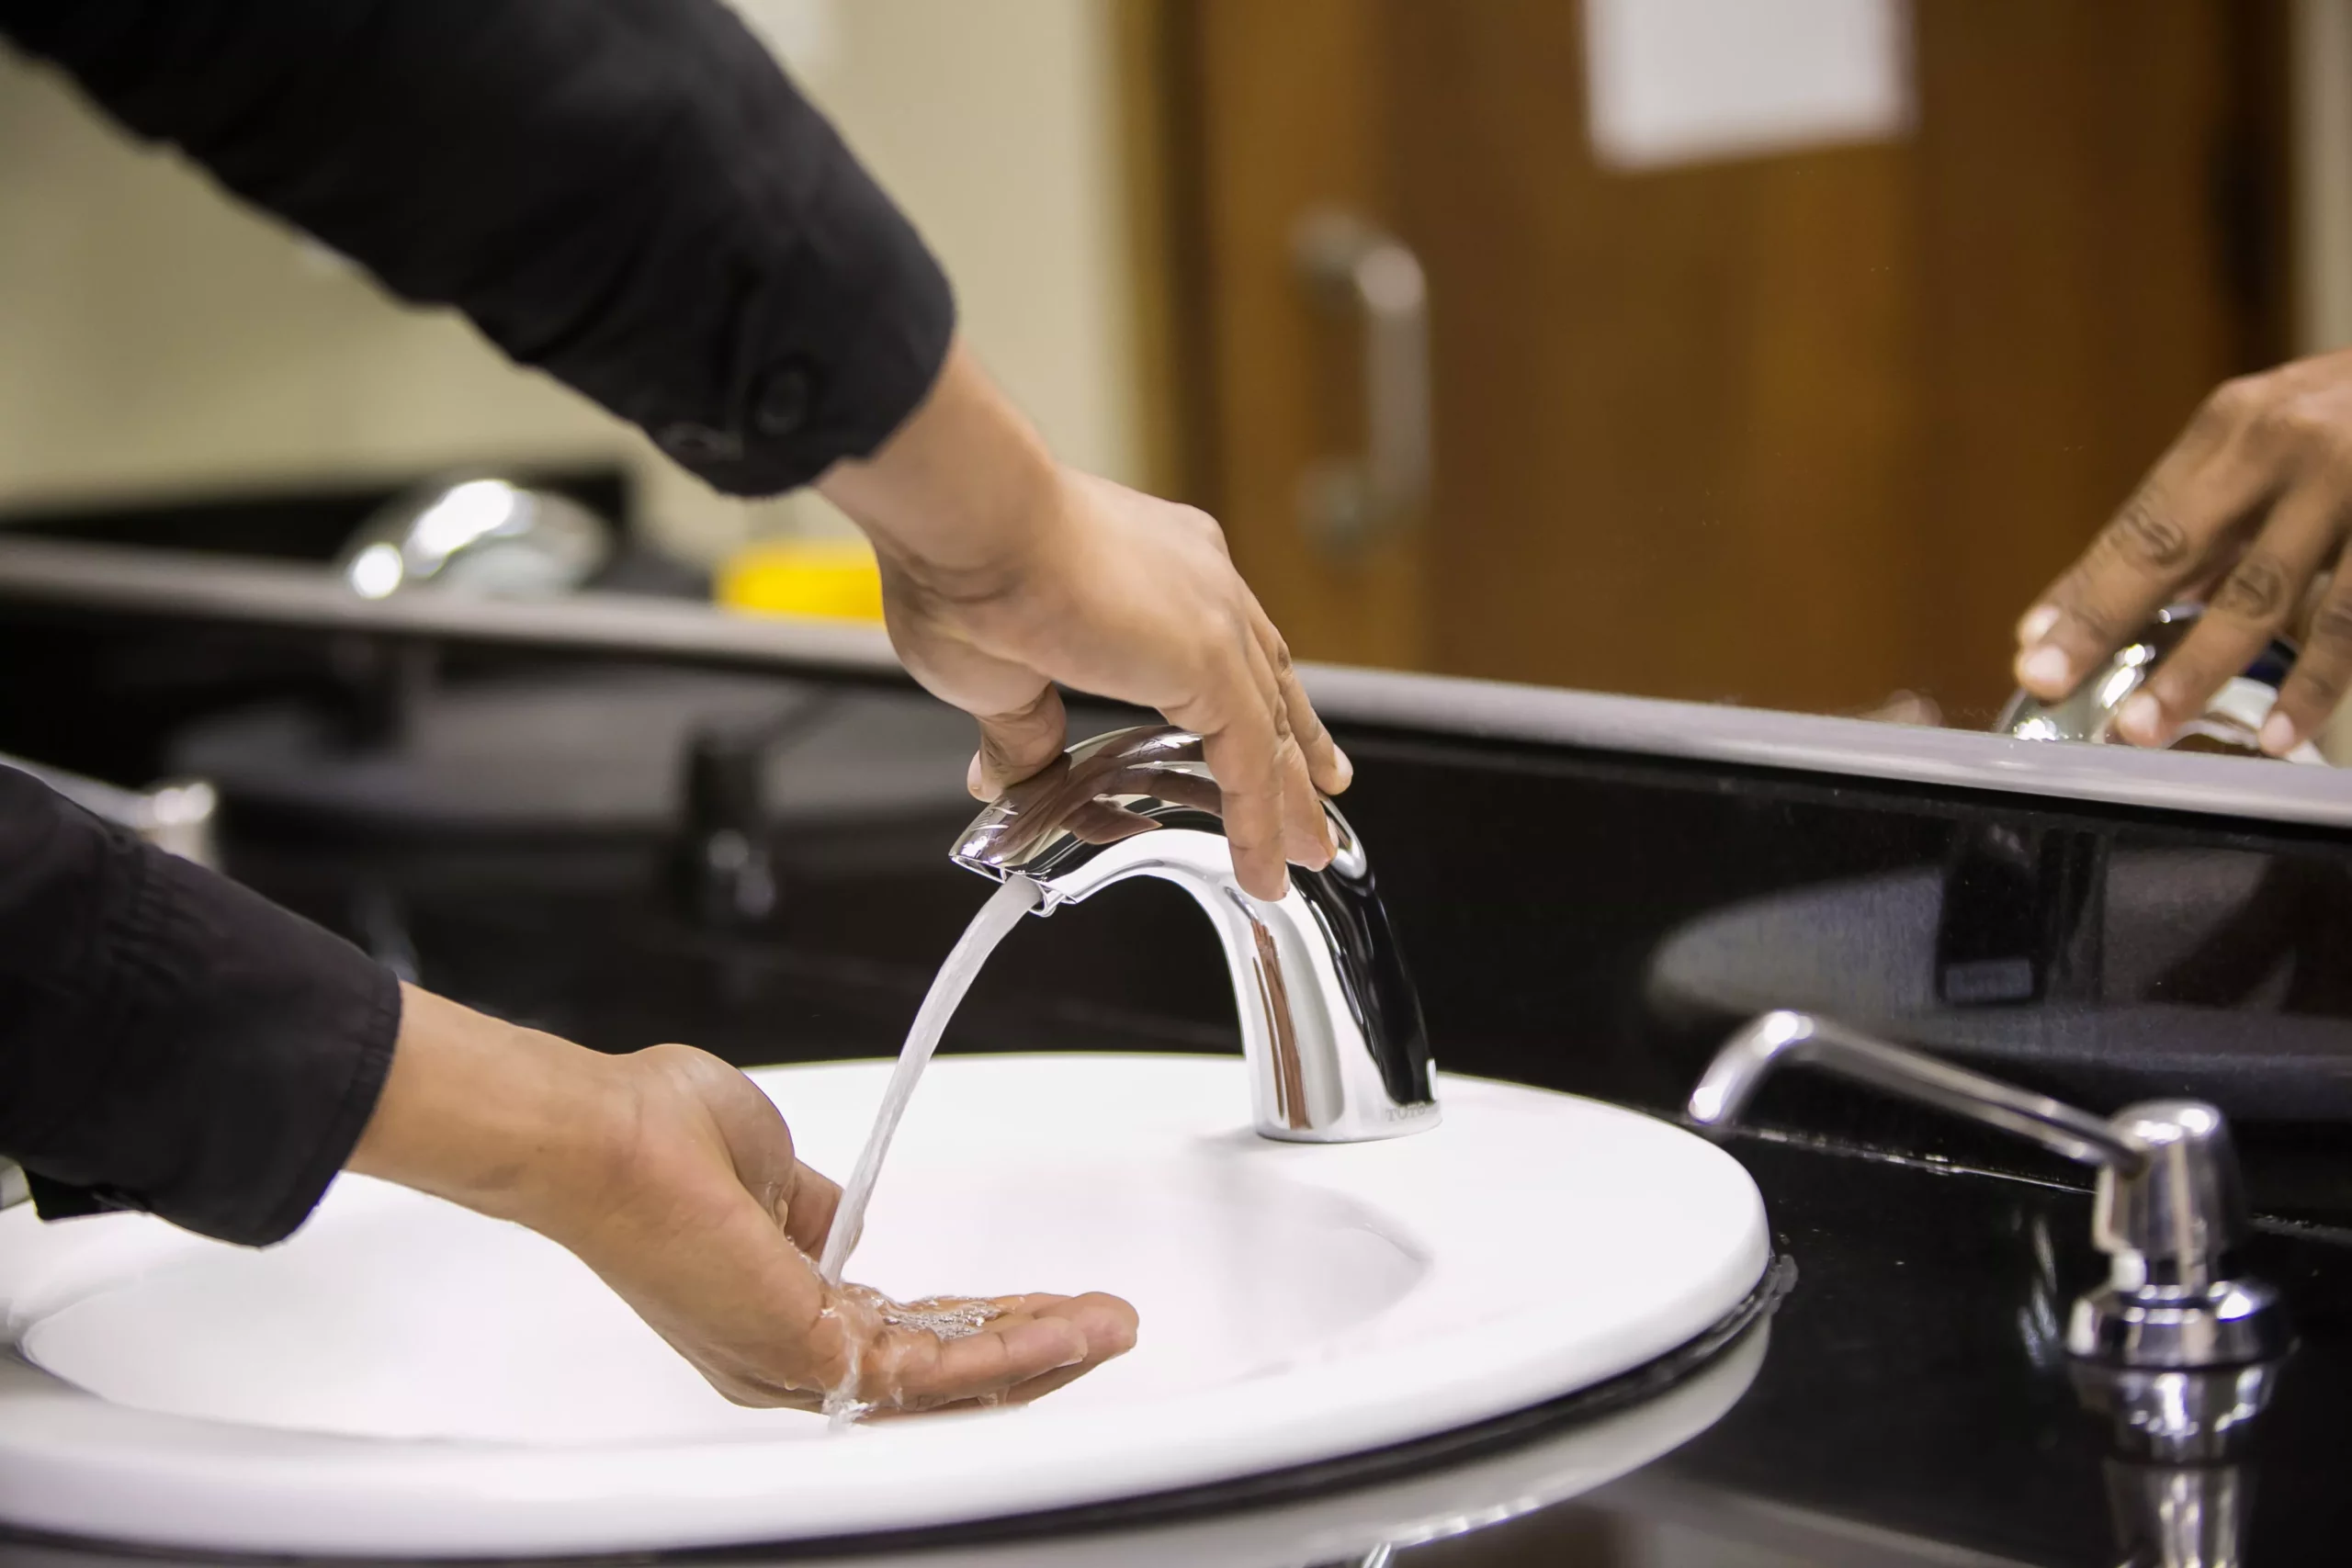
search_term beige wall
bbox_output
[0,0,1141,559]
[2298,0,2352,357]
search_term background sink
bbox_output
[0,1055,1770,1555]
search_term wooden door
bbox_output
[1138,0,2287,722]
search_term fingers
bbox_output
[1249,604,1351,795]
[968,684,1068,799]
[1247,634,1339,876]
[1182,626,1285,899]
[887,1314,1089,1405]
[1198,726,1286,900]
[852,1292,1136,1412]
[2267,572,2352,753]
[2013,383,2267,695]
[1188,628,1324,899]
[2014,451,2266,701]
[2010,358,2352,749]
[950,1294,1140,1408]
[2111,488,2343,746]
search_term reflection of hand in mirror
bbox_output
[2013,348,2352,755]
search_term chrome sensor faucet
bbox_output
[952,726,1439,1143]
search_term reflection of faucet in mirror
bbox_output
[1997,604,2324,761]
[670,693,839,931]
[327,475,615,749]
[1648,837,2352,1111]
[952,726,1438,1143]
[334,475,612,601]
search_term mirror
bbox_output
[1,1,2342,763]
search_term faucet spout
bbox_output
[951,726,1438,1143]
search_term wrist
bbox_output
[817,337,1069,600]
[348,985,634,1242]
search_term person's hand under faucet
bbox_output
[819,341,1352,904]
[0,0,1270,1407]
[350,985,1139,1413]
[2012,347,2352,755]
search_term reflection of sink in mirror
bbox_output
[1648,848,2352,1118]
[0,1055,1770,1558]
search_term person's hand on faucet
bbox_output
[819,338,1351,901]
[2012,347,2352,754]
[349,985,1139,1412]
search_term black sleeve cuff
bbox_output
[651,145,958,497]
[0,770,401,1247]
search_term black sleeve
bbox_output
[0,0,955,496]
[0,768,401,1247]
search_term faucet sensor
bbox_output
[951,726,1439,1143]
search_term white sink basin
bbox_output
[0,1055,1770,1557]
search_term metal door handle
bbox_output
[1291,210,1431,554]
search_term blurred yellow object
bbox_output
[717,538,887,623]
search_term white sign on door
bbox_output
[1583,0,1914,172]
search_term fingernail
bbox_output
[2018,645,2074,694]
[966,752,989,800]
[1331,747,1355,791]
[2117,692,2165,746]
[2261,711,2299,755]
[2018,604,2060,645]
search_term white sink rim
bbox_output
[0,1055,1771,1557]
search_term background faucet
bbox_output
[0,751,218,869]
[334,475,612,602]
[951,725,1438,1143]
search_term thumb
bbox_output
[968,685,1069,799]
